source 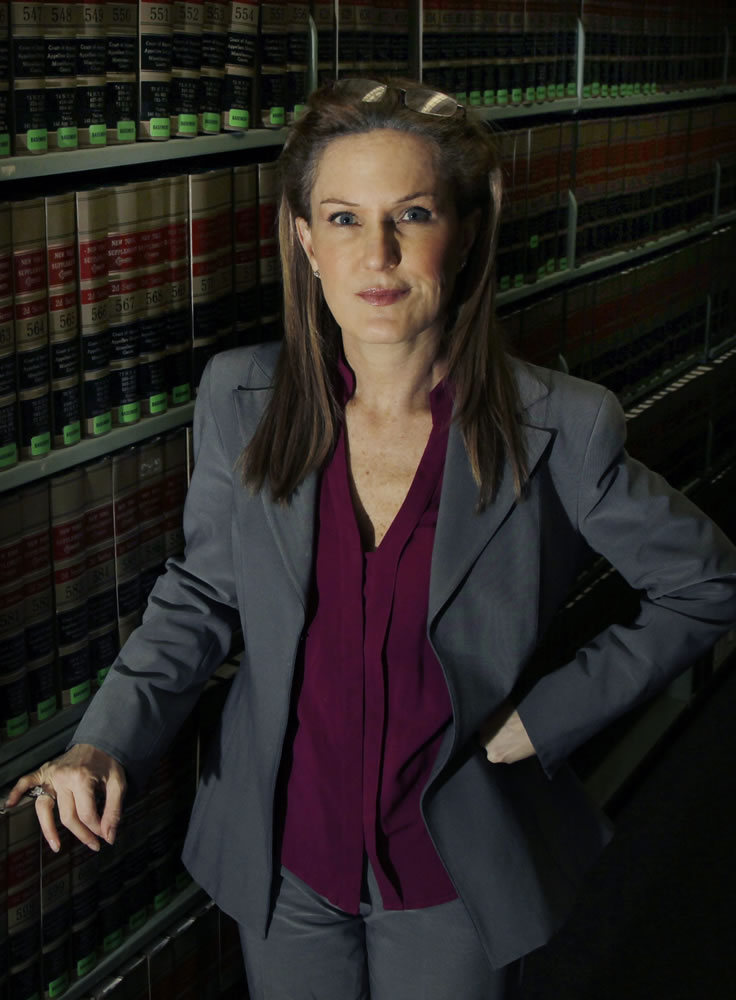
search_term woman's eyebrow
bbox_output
[319,191,438,206]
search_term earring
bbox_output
[459,260,467,271]
[313,270,321,279]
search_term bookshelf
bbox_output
[1,4,735,998]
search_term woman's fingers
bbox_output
[100,769,126,846]
[5,766,45,807]
[34,791,63,853]
[56,785,102,852]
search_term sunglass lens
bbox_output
[339,79,387,103]
[404,89,458,117]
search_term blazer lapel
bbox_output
[232,383,317,612]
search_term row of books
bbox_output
[0,428,191,745]
[496,100,736,287]
[0,161,280,471]
[1,664,248,1000]
[502,225,736,488]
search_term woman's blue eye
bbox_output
[402,206,432,222]
[330,212,356,225]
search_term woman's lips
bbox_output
[357,287,409,306]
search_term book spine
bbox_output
[171,0,202,137]
[0,492,27,742]
[480,0,494,106]
[40,826,73,1000]
[50,466,92,708]
[353,0,372,76]
[336,0,356,76]
[20,480,56,725]
[256,159,280,342]
[136,437,165,605]
[112,446,141,645]
[162,426,187,557]
[12,196,52,462]
[312,0,334,86]
[233,162,258,346]
[7,796,42,1000]
[69,836,99,980]
[76,186,112,439]
[76,0,108,148]
[84,455,118,686]
[107,182,142,427]
[451,0,468,103]
[223,0,258,131]
[391,0,408,74]
[0,806,6,996]
[9,0,47,155]
[97,837,126,956]
[46,190,82,450]
[105,0,138,143]
[0,0,9,155]
[0,202,17,471]
[198,0,227,134]
[258,0,287,128]
[164,174,192,406]
[138,0,173,139]
[138,178,170,418]
[285,0,307,122]
[44,0,79,151]
[373,0,391,79]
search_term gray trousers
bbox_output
[238,866,518,999]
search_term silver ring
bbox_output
[29,785,56,802]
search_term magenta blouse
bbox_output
[279,361,458,912]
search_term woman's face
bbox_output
[295,129,476,355]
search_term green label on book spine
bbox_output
[149,392,167,415]
[28,129,48,153]
[269,107,285,126]
[567,82,576,98]
[172,384,191,405]
[154,887,174,911]
[37,695,57,721]
[76,952,97,977]
[178,114,197,135]
[93,412,111,436]
[129,908,147,932]
[31,432,51,457]
[529,234,539,249]
[537,265,547,281]
[117,120,136,141]
[97,665,111,686]
[49,971,70,997]
[58,127,78,149]
[469,91,481,107]
[0,443,17,468]
[582,84,591,99]
[119,402,140,424]
[6,712,30,739]
[230,108,249,129]
[497,89,509,106]
[203,111,220,132]
[103,929,124,954]
[90,124,107,145]
[293,104,306,116]
[70,680,92,705]
[559,256,568,271]
[525,86,535,102]
[483,90,495,106]
[512,88,522,104]
[456,92,467,106]
[0,134,9,157]
[63,421,81,445]
[150,117,170,139]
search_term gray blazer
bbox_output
[73,342,736,968]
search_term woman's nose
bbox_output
[361,222,400,271]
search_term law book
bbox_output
[136,437,165,605]
[105,0,137,144]
[0,0,10,156]
[519,292,564,370]
[145,755,178,915]
[112,446,141,646]
[421,0,443,90]
[44,0,79,152]
[50,466,92,708]
[9,0,47,155]
[70,836,99,980]
[40,825,73,1000]
[139,0,173,139]
[587,270,623,388]
[391,0,409,75]
[352,0,373,77]
[525,123,561,283]
[372,0,392,79]
[712,102,736,217]
[257,158,281,343]
[0,201,16,470]
[46,191,82,451]
[556,119,573,271]
[76,0,108,148]
[222,0,258,131]
[198,0,227,134]
[0,802,7,994]
[137,178,170,419]
[573,118,609,265]
[493,1,514,107]
[465,0,484,108]
[162,426,187,558]
[20,480,56,724]
[450,0,468,104]
[623,113,657,251]
[286,0,308,121]
[709,226,736,356]
[84,456,118,687]
[76,187,112,439]
[11,196,52,462]
[258,0,288,128]
[497,128,529,291]
[7,795,42,1000]
[0,491,27,741]
[97,837,126,956]
[312,0,334,86]
[685,105,716,227]
[233,161,258,346]
[522,0,551,105]
[336,0,356,77]
[118,793,151,935]
[188,167,233,386]
[164,174,192,406]
[171,0,203,137]
[107,181,142,427]
[561,279,593,380]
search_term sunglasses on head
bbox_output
[334,79,465,119]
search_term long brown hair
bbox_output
[243,79,528,509]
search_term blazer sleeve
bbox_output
[71,356,242,793]
[516,388,736,778]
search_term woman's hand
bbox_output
[480,704,536,764]
[5,744,127,854]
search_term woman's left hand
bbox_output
[480,704,536,764]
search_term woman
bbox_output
[8,80,736,999]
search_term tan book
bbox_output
[76,187,112,439]
[222,0,257,131]
[44,0,79,151]
[20,480,56,723]
[112,447,141,645]
[138,0,173,139]
[171,0,203,137]
[7,796,42,999]
[286,1,308,122]
[0,491,27,740]
[0,0,9,156]
[259,0,287,127]
[256,159,281,342]
[9,0,47,155]
[233,162,258,346]
[40,826,73,999]
[164,174,192,405]
[76,0,107,147]
[198,0,227,134]
[105,0,138,143]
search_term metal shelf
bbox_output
[0,704,86,788]
[0,403,194,493]
[0,129,288,182]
